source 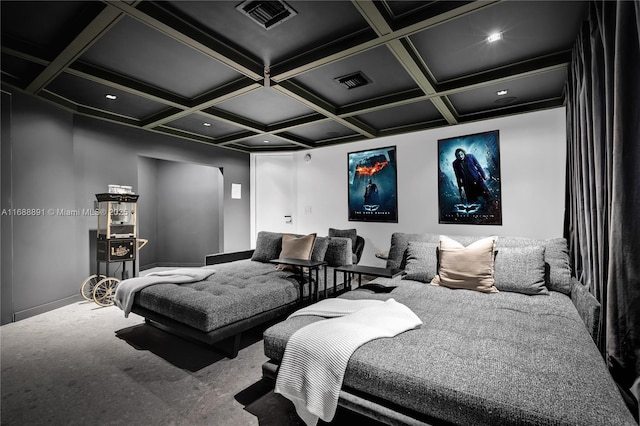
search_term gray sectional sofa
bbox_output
[130,231,353,357]
[262,233,636,426]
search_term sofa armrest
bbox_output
[205,250,254,266]
[571,277,601,346]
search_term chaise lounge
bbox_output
[128,231,354,357]
[262,232,636,425]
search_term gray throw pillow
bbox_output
[251,231,282,262]
[544,238,572,294]
[493,246,549,295]
[324,237,353,267]
[402,241,439,283]
[311,237,330,262]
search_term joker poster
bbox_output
[348,146,398,223]
[438,130,502,225]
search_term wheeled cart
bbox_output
[80,192,146,306]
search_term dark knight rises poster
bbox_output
[438,131,502,225]
[348,146,398,223]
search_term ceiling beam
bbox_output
[267,114,330,134]
[68,61,188,108]
[338,88,427,117]
[274,81,378,139]
[271,0,501,81]
[147,127,251,153]
[353,0,458,124]
[436,50,572,95]
[39,89,141,127]
[198,106,267,134]
[106,0,263,80]
[141,79,262,129]
[457,97,565,123]
[265,133,316,149]
[1,45,49,67]
[25,3,132,94]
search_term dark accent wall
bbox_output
[138,157,223,268]
[1,90,13,325]
[2,87,250,322]
[137,156,158,268]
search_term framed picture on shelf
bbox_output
[438,130,502,225]
[348,146,398,223]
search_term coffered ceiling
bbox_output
[1,0,588,153]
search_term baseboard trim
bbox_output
[155,262,203,268]
[140,262,159,271]
[13,294,83,322]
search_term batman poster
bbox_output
[438,131,502,225]
[348,146,398,223]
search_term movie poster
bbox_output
[348,146,398,223]
[438,130,502,225]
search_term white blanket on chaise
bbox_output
[275,298,422,426]
[114,268,216,317]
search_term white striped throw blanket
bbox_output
[114,268,216,317]
[275,298,423,426]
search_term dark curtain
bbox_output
[565,0,640,409]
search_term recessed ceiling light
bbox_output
[497,89,508,96]
[105,94,117,100]
[203,122,212,127]
[263,140,270,143]
[487,32,503,43]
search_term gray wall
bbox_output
[2,88,250,322]
[138,157,223,268]
[137,156,159,267]
[1,91,14,324]
[280,108,567,266]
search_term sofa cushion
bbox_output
[136,260,301,332]
[263,284,636,426]
[402,241,439,283]
[251,231,282,262]
[494,246,548,295]
[431,236,498,293]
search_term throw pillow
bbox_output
[275,233,317,271]
[493,246,549,295]
[402,241,439,283]
[544,238,572,294]
[251,231,283,262]
[431,236,498,293]
[324,237,353,267]
[310,236,329,262]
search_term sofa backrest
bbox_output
[251,231,353,267]
[386,232,572,294]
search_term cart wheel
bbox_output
[80,274,106,301]
[92,277,120,307]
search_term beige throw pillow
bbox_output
[276,233,317,271]
[431,235,498,293]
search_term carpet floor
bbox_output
[1,298,385,426]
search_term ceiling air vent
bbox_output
[236,1,297,30]
[335,72,371,90]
